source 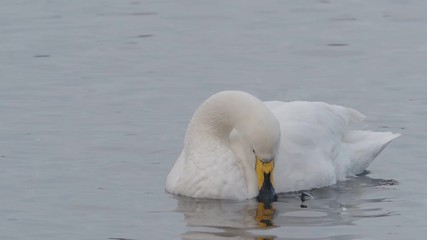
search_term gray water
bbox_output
[0,0,426,239]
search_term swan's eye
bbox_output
[253,149,256,154]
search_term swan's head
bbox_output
[243,107,280,204]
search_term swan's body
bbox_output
[166,91,400,200]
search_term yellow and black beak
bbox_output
[255,157,278,204]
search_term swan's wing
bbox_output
[266,101,354,192]
[264,101,399,192]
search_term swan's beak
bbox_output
[255,157,278,203]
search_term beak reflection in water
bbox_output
[255,202,276,228]
[255,157,278,204]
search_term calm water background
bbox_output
[1,0,426,239]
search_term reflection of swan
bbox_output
[174,197,260,229]
[174,196,277,239]
[166,91,400,200]
[174,174,396,240]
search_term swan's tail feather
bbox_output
[344,130,400,175]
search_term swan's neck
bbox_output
[184,91,280,160]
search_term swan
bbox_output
[165,91,400,201]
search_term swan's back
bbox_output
[265,101,400,192]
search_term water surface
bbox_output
[0,0,426,239]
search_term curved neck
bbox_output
[184,91,280,159]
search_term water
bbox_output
[0,0,426,239]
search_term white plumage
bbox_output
[166,91,400,200]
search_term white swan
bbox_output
[166,91,400,200]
